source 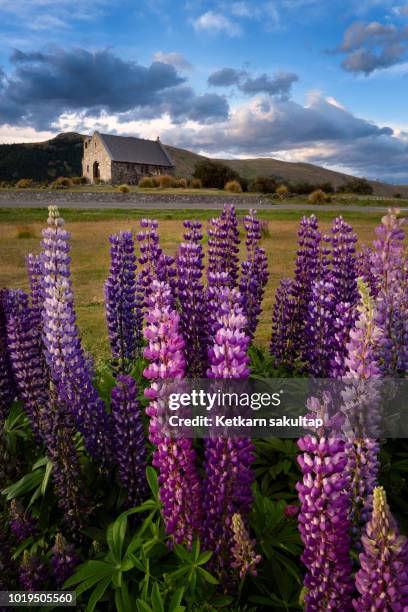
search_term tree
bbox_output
[193,160,240,189]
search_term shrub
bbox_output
[71,176,87,185]
[189,178,202,189]
[308,189,328,204]
[174,178,188,189]
[249,176,279,194]
[193,160,240,189]
[276,184,289,199]
[337,178,373,195]
[225,180,242,193]
[138,177,157,188]
[50,176,73,189]
[117,184,130,193]
[157,174,176,189]
[394,193,402,199]
[0,181,10,189]
[16,178,34,189]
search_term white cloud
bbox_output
[193,11,242,36]
[152,51,193,71]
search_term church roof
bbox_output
[96,132,174,167]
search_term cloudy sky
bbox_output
[0,0,408,183]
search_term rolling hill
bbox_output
[1,132,407,197]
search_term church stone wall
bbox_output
[82,134,112,184]
[111,162,140,185]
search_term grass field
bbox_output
[0,207,395,364]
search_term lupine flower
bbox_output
[284,504,299,518]
[9,500,37,543]
[5,289,47,439]
[329,216,358,305]
[41,205,113,468]
[19,551,48,591]
[137,219,175,309]
[176,221,208,376]
[306,280,337,376]
[0,288,16,419]
[269,278,296,365]
[26,253,44,331]
[143,280,202,547]
[371,209,408,375]
[111,374,148,508]
[105,231,141,371]
[353,486,408,611]
[230,513,261,579]
[51,533,80,587]
[296,432,353,610]
[239,210,269,340]
[344,279,382,539]
[207,205,240,287]
[356,245,378,298]
[203,286,255,581]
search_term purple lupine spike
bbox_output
[371,209,408,375]
[353,487,408,611]
[344,279,382,540]
[26,253,44,330]
[176,221,208,376]
[356,245,379,298]
[137,219,175,310]
[41,206,113,468]
[305,279,337,377]
[207,205,240,287]
[143,280,202,547]
[239,210,269,340]
[111,374,148,508]
[105,231,142,371]
[0,289,16,420]
[269,278,296,365]
[51,534,80,587]
[329,216,358,305]
[230,513,261,580]
[5,289,47,439]
[296,431,353,610]
[9,500,37,543]
[19,551,49,591]
[203,286,255,582]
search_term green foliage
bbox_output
[193,160,240,189]
[337,178,373,195]
[249,176,278,194]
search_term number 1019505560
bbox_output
[0,592,76,607]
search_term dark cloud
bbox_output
[207,67,298,97]
[0,46,228,129]
[160,95,408,182]
[335,21,408,74]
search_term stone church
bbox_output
[82,131,176,184]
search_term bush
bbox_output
[193,160,240,189]
[249,176,278,194]
[157,174,176,189]
[308,189,328,204]
[225,180,242,193]
[174,178,188,189]
[290,181,334,195]
[50,176,73,189]
[16,178,34,189]
[337,178,373,195]
[276,184,289,199]
[117,184,130,193]
[394,193,402,199]
[0,181,10,189]
[71,176,87,185]
[189,178,202,189]
[138,177,157,188]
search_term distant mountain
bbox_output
[1,132,407,197]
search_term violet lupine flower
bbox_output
[9,500,37,543]
[230,513,261,580]
[51,534,80,587]
[203,287,255,581]
[371,210,408,375]
[143,280,202,547]
[296,433,354,610]
[353,486,408,611]
[356,245,378,298]
[137,219,175,309]
[41,205,113,468]
[176,221,208,377]
[269,278,296,365]
[239,210,269,340]
[105,231,142,371]
[284,504,299,518]
[111,374,148,508]
[26,253,44,331]
[19,551,49,591]
[306,280,338,377]
[207,205,240,287]
[329,216,358,305]
[5,289,47,439]
[344,279,382,539]
[0,289,16,420]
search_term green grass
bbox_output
[0,206,391,366]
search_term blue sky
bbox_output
[0,0,408,182]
